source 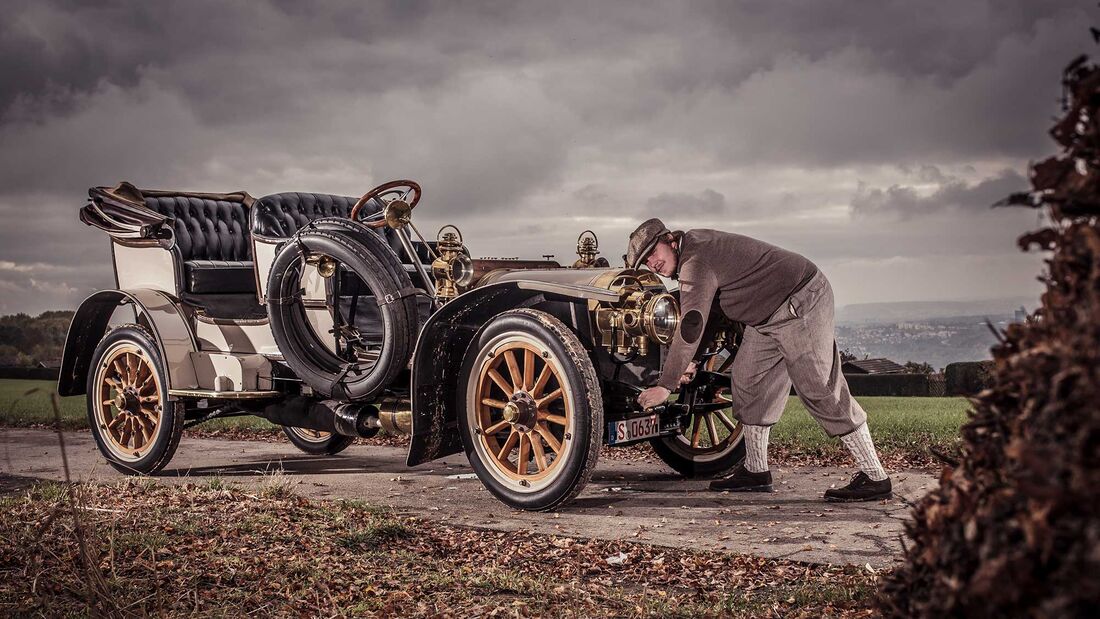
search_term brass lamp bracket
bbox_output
[573,230,609,268]
[432,225,473,302]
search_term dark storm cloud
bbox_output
[693,0,1067,83]
[0,0,446,121]
[1,1,1085,177]
[850,167,1029,219]
[0,0,1088,312]
[643,189,726,218]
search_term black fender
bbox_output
[406,280,614,466]
[58,289,199,397]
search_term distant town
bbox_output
[835,315,1009,371]
[832,297,1035,370]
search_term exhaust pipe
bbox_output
[362,396,413,435]
[254,396,413,438]
[256,397,376,438]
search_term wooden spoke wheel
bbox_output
[282,425,355,455]
[475,340,570,484]
[93,343,162,458]
[650,352,746,478]
[459,309,602,511]
[86,325,183,475]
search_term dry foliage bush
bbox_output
[879,53,1100,617]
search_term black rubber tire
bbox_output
[282,426,355,455]
[85,325,184,475]
[267,225,417,401]
[457,309,602,511]
[301,218,415,295]
[649,432,745,478]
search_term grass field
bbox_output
[773,396,969,455]
[0,379,278,432]
[1,378,969,464]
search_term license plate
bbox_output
[608,414,660,445]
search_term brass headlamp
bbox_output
[306,254,338,278]
[431,225,473,302]
[573,230,609,268]
[595,288,679,356]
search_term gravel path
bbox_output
[1,428,935,567]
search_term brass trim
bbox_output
[371,396,413,434]
[168,389,281,399]
[110,237,165,249]
[514,280,621,302]
[378,411,412,435]
[194,312,269,326]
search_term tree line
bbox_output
[0,311,74,367]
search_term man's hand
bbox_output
[679,361,699,385]
[637,386,671,410]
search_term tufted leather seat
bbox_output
[250,192,370,239]
[184,260,256,294]
[143,195,255,294]
[251,192,433,265]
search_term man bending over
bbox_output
[627,218,891,501]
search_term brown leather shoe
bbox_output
[824,472,892,502]
[708,465,773,492]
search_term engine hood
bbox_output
[477,266,665,292]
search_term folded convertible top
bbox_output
[80,181,254,243]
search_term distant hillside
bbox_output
[0,311,74,367]
[837,297,1037,325]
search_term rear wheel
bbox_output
[650,352,745,478]
[282,426,355,455]
[458,309,602,511]
[86,325,183,475]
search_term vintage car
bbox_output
[58,180,746,510]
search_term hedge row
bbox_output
[943,361,995,395]
[0,366,59,381]
[843,373,947,397]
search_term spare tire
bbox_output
[266,220,419,401]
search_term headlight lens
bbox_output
[644,293,679,344]
[452,253,474,287]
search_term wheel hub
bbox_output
[114,389,140,414]
[506,391,538,433]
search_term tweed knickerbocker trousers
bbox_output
[728,270,866,437]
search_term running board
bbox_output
[168,389,281,399]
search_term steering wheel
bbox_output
[349,180,422,229]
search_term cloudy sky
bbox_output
[0,0,1087,315]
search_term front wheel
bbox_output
[282,426,355,455]
[458,309,602,511]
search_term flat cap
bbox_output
[625,218,670,269]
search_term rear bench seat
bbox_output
[143,194,255,295]
[140,190,434,298]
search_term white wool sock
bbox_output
[742,424,770,473]
[840,424,888,482]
